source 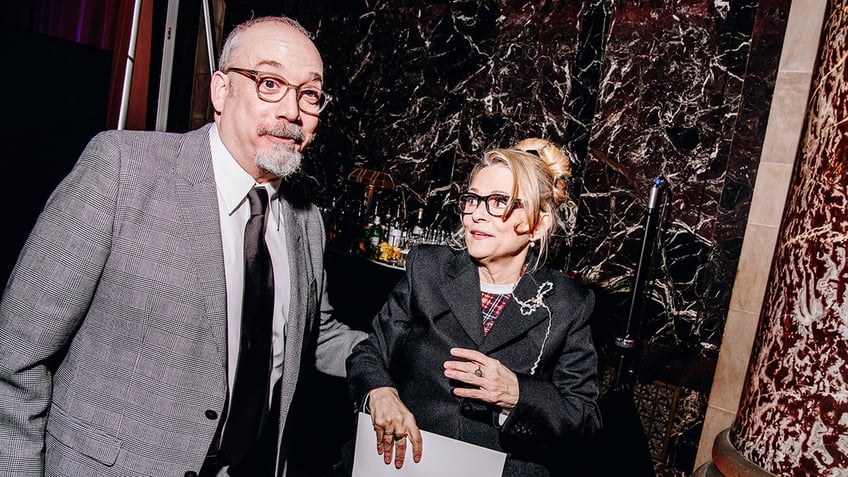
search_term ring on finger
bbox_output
[474,365,483,377]
[393,433,407,441]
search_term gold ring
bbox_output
[474,366,483,377]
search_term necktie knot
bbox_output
[248,187,269,217]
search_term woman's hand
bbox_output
[367,387,423,468]
[443,348,519,409]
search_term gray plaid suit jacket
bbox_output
[0,123,365,477]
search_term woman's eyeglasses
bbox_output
[456,192,523,217]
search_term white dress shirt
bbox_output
[209,125,290,410]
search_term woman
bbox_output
[345,138,602,476]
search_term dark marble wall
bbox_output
[731,2,848,475]
[229,0,792,473]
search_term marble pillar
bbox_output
[698,1,848,475]
[732,2,848,474]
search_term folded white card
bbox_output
[352,412,507,477]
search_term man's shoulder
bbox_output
[78,125,214,183]
[91,123,211,146]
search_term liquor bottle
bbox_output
[347,193,368,254]
[368,214,383,257]
[328,198,353,250]
[388,206,403,247]
[382,208,392,240]
[409,208,425,244]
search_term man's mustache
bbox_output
[260,123,304,143]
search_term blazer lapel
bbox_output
[440,254,485,345]
[480,272,554,354]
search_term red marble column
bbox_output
[726,2,848,475]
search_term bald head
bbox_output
[218,16,319,72]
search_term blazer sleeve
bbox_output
[345,246,421,408]
[0,131,122,475]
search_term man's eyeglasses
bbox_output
[456,192,523,217]
[224,67,333,114]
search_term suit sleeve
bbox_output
[0,131,121,476]
[307,206,368,378]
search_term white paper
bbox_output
[352,412,507,477]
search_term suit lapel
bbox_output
[279,200,306,408]
[174,125,228,364]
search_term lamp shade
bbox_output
[347,168,395,190]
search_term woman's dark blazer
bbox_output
[346,244,602,476]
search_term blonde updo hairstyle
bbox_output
[452,138,573,273]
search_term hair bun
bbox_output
[513,138,571,179]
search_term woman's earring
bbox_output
[529,239,536,248]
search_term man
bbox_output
[0,16,366,477]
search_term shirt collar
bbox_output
[209,124,281,215]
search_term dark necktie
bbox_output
[220,187,275,466]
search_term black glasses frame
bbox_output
[456,192,523,217]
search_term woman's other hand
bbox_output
[367,386,423,468]
[444,347,519,409]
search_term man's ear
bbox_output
[209,71,228,113]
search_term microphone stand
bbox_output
[611,177,668,393]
